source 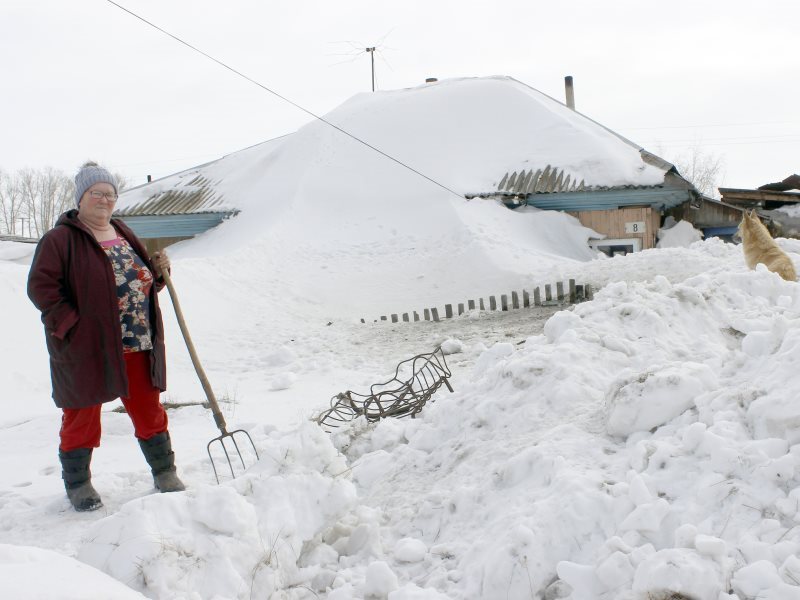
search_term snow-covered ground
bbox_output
[4,77,800,599]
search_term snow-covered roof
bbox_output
[114,76,673,219]
[114,135,290,217]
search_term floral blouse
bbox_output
[100,237,154,353]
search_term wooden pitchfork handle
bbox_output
[159,268,229,435]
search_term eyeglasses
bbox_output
[88,190,118,201]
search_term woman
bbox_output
[27,161,185,512]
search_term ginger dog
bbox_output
[738,210,797,281]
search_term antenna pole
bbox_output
[366,47,376,91]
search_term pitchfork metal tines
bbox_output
[316,347,454,432]
[161,268,259,483]
[206,417,259,485]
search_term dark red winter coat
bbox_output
[27,210,167,409]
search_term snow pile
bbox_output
[77,423,356,598]
[117,76,666,222]
[165,200,601,326]
[776,204,800,218]
[0,544,146,600]
[116,135,290,216]
[315,251,800,599]
[114,76,667,319]
[6,234,800,599]
[656,219,704,248]
[0,240,36,263]
[315,76,666,194]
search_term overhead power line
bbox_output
[105,1,463,199]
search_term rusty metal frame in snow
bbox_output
[316,347,454,432]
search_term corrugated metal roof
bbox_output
[114,173,231,217]
[719,187,800,206]
[466,164,698,213]
[497,165,587,194]
[493,162,691,196]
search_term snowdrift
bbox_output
[116,76,672,320]
[65,239,800,599]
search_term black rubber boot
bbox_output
[138,432,185,492]
[59,448,103,512]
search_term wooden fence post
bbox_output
[372,279,588,324]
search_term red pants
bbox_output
[59,351,168,451]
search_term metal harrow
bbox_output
[316,347,454,432]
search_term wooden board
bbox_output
[567,206,659,249]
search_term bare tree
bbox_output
[672,145,725,199]
[0,165,128,238]
[114,172,128,193]
[17,167,74,237]
[0,169,24,235]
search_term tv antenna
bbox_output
[328,30,395,92]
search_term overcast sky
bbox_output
[2,0,798,191]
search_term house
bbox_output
[719,174,800,238]
[666,196,744,242]
[114,76,721,255]
[467,77,711,255]
[114,171,239,255]
[472,152,702,254]
[718,175,800,238]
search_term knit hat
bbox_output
[74,162,118,207]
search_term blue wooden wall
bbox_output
[523,188,694,212]
[117,213,231,239]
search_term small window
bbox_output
[589,238,642,257]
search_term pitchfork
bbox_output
[160,267,259,483]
